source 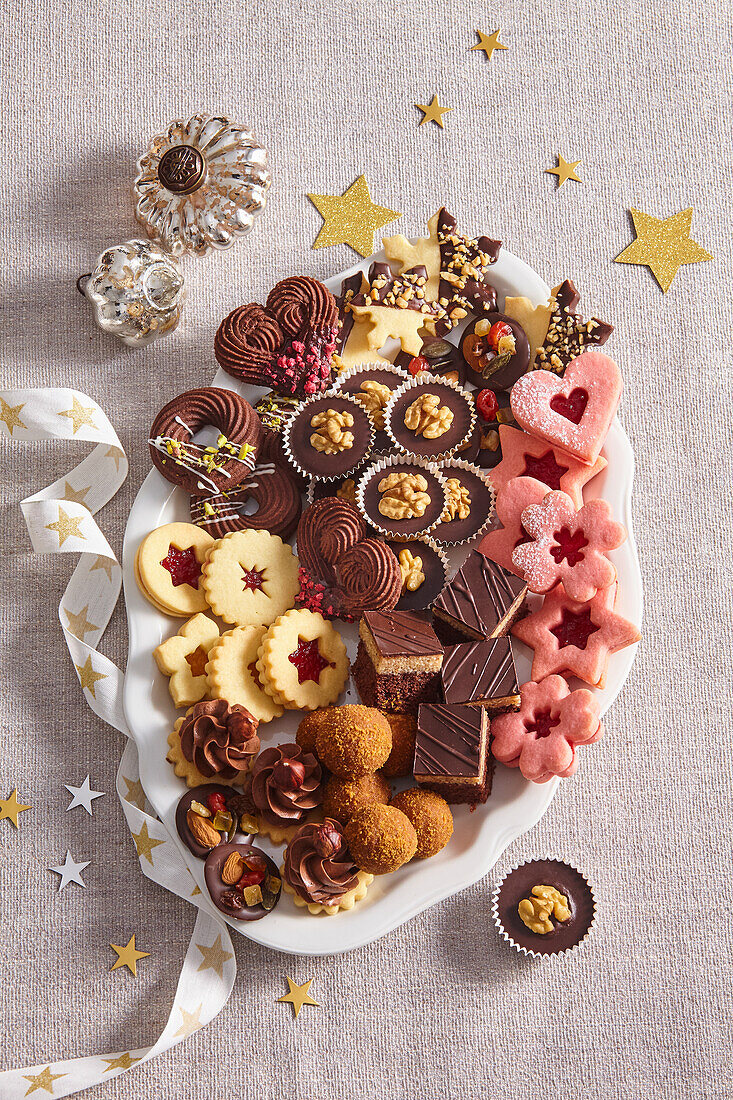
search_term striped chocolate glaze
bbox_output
[363,610,443,660]
[414,703,488,778]
[432,551,527,638]
[441,637,518,705]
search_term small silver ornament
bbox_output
[81,239,185,347]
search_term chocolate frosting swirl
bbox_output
[214,303,284,381]
[337,538,402,615]
[251,743,323,827]
[283,819,359,906]
[266,276,338,338]
[179,699,260,781]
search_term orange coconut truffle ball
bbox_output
[382,713,418,778]
[323,773,391,826]
[315,705,392,779]
[390,787,453,858]
[295,710,326,755]
[344,803,417,874]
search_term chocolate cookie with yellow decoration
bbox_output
[256,609,349,711]
[201,528,300,628]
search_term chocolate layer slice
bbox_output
[433,551,528,641]
[414,703,492,804]
[441,637,520,712]
[360,610,443,674]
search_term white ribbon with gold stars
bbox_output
[0,389,236,1099]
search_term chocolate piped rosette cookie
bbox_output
[251,742,324,843]
[356,454,449,540]
[281,819,374,916]
[384,374,475,463]
[281,392,376,481]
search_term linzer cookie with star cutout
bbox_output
[135,522,215,616]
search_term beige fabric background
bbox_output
[1,0,732,1096]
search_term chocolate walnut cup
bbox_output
[251,743,323,830]
[179,699,260,782]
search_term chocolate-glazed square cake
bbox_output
[351,610,443,715]
[432,550,528,641]
[414,703,493,804]
[441,637,520,712]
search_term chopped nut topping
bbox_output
[517,884,572,935]
[398,548,425,592]
[310,408,355,454]
[378,471,431,520]
[404,393,455,440]
[442,477,471,521]
[353,379,392,430]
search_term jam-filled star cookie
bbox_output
[256,609,349,711]
[154,612,220,707]
[206,625,284,723]
[136,522,216,616]
[201,529,300,628]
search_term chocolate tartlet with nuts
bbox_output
[385,536,449,612]
[329,362,409,449]
[204,840,282,921]
[282,392,375,481]
[433,459,495,546]
[384,376,475,462]
[492,858,596,957]
[357,455,449,539]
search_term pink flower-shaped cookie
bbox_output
[478,476,548,576]
[491,674,603,783]
[512,491,626,601]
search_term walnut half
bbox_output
[403,393,455,439]
[353,380,393,431]
[377,471,431,520]
[398,549,425,592]
[517,884,572,935]
[442,477,471,522]
[310,409,354,454]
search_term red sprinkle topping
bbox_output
[160,544,201,588]
[525,709,561,739]
[522,450,569,489]
[207,792,227,815]
[242,567,266,592]
[288,637,334,684]
[295,567,351,621]
[550,527,589,567]
[550,608,600,650]
[408,355,430,376]
[550,388,588,424]
[475,388,499,422]
[488,321,512,351]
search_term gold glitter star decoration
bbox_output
[277,976,319,1019]
[307,175,401,258]
[22,1065,67,1095]
[74,654,106,698]
[109,934,150,977]
[471,29,508,61]
[0,397,27,435]
[615,207,713,293]
[546,155,582,188]
[45,505,86,547]
[0,789,31,828]
[58,397,97,435]
[415,95,452,129]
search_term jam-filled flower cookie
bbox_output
[154,612,220,707]
[136,522,215,616]
[256,609,349,711]
[205,625,284,723]
[201,528,300,628]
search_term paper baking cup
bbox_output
[326,360,410,397]
[431,457,497,547]
[383,372,477,462]
[281,391,376,483]
[306,448,398,507]
[355,453,449,540]
[491,857,597,960]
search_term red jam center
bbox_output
[525,709,561,739]
[522,450,569,489]
[185,645,209,678]
[550,608,600,650]
[288,637,334,684]
[550,388,588,424]
[242,567,266,592]
[160,544,201,588]
[550,526,589,566]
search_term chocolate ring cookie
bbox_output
[214,303,284,383]
[149,387,264,495]
[190,433,302,540]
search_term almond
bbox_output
[221,852,245,885]
[187,809,221,849]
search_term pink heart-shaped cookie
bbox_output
[510,351,623,465]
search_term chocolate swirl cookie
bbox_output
[282,819,359,906]
[296,497,367,587]
[179,699,260,782]
[266,276,338,338]
[214,303,284,382]
[337,539,402,616]
[251,743,323,828]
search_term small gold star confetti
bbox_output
[415,94,452,129]
[174,1003,204,1038]
[102,1052,142,1072]
[546,155,582,187]
[63,604,99,642]
[195,934,233,978]
[0,397,27,435]
[307,175,401,258]
[61,480,91,506]
[74,654,106,698]
[0,789,31,828]
[110,934,150,976]
[615,207,712,292]
[470,29,508,60]
[131,821,165,865]
[23,1066,67,1095]
[121,775,147,810]
[59,397,97,435]
[45,505,86,547]
[89,554,115,581]
[277,976,319,1018]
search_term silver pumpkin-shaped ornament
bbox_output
[133,113,271,257]
[81,239,185,347]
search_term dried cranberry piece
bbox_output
[220,889,245,911]
[475,388,499,422]
[207,792,227,815]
